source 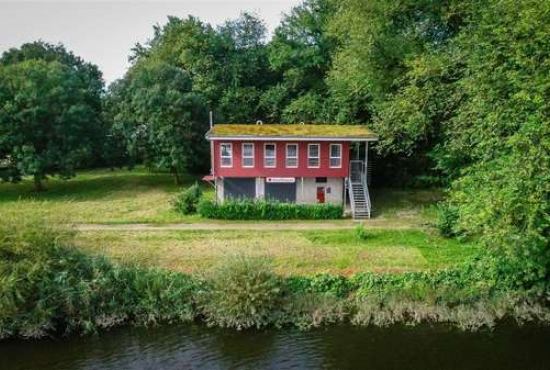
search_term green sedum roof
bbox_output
[207,124,378,140]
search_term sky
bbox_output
[0,0,302,83]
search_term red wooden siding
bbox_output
[212,140,350,178]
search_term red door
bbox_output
[317,187,325,203]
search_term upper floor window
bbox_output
[264,143,276,168]
[308,144,320,168]
[242,143,254,168]
[286,144,298,168]
[220,143,233,167]
[330,144,342,168]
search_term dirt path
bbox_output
[76,221,418,231]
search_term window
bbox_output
[315,177,327,183]
[220,143,232,167]
[308,144,320,168]
[330,144,342,168]
[264,143,276,167]
[242,143,254,168]
[286,144,298,168]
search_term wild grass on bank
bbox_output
[0,214,196,339]
[1,216,548,339]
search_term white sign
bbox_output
[266,177,295,183]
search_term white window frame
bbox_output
[241,143,255,168]
[308,143,320,168]
[329,143,342,168]
[264,143,277,168]
[285,143,299,168]
[220,143,233,168]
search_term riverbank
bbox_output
[1,214,549,340]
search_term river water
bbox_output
[1,323,549,370]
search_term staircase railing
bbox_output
[349,160,371,219]
[364,178,371,217]
[347,178,355,216]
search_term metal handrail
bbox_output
[348,178,355,215]
[349,160,371,218]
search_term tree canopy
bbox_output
[0,42,105,190]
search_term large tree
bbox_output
[263,0,337,123]
[1,42,106,166]
[0,59,99,190]
[107,60,209,183]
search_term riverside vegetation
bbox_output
[1,215,549,339]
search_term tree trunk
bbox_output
[34,174,45,192]
[173,168,182,185]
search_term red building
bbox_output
[205,123,378,218]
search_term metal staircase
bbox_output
[348,160,371,219]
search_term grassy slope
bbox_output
[0,167,439,226]
[0,168,213,224]
[1,168,477,274]
[74,229,478,275]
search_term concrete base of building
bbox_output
[216,177,345,205]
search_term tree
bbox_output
[109,60,209,183]
[0,60,97,190]
[265,0,337,122]
[445,0,550,286]
[0,41,106,166]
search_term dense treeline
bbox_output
[98,0,550,290]
[0,0,549,289]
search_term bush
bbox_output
[436,202,461,237]
[173,182,203,214]
[197,257,283,330]
[0,214,197,339]
[197,199,343,220]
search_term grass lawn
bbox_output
[74,228,478,275]
[1,167,475,275]
[0,167,441,226]
[0,168,213,224]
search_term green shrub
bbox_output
[284,274,354,298]
[0,214,197,339]
[197,199,343,220]
[197,257,283,330]
[173,182,203,214]
[436,203,461,237]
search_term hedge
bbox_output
[197,199,343,220]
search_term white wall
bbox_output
[216,178,224,202]
[296,177,344,205]
[256,178,265,200]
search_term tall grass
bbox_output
[1,215,548,339]
[0,213,196,339]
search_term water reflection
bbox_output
[1,323,549,370]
